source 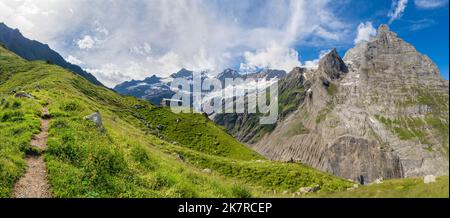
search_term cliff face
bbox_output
[227,25,449,183]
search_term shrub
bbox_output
[130,145,156,171]
[60,101,81,112]
[1,111,24,122]
[12,101,21,109]
[231,185,252,198]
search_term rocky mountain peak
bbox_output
[372,24,402,46]
[318,48,348,80]
[142,75,161,83]
[378,24,390,33]
[170,68,194,79]
[217,68,240,80]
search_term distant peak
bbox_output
[223,68,237,73]
[0,22,11,30]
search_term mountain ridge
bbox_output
[0,22,104,87]
[114,68,287,105]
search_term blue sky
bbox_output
[0,0,448,87]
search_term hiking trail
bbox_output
[12,108,52,198]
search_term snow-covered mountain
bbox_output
[114,68,287,105]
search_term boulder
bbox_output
[85,112,104,129]
[14,92,35,99]
[299,187,313,194]
[424,175,436,184]
[373,178,384,185]
[298,185,320,194]
[202,168,212,174]
[176,153,185,162]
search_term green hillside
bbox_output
[310,176,449,198]
[0,46,354,197]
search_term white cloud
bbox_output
[0,0,349,87]
[314,26,340,41]
[240,42,300,72]
[66,55,83,65]
[302,49,331,69]
[130,43,152,56]
[414,0,449,9]
[86,63,143,88]
[354,22,377,44]
[76,35,96,50]
[409,18,436,30]
[388,0,409,24]
[156,52,184,77]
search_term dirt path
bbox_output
[12,108,52,198]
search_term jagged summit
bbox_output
[378,24,390,33]
[318,48,348,80]
[372,24,406,48]
[217,68,240,80]
[170,68,194,78]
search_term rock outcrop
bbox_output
[85,112,104,129]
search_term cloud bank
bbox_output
[0,0,348,87]
[240,42,301,72]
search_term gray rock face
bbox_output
[213,67,306,143]
[85,112,103,129]
[222,24,449,183]
[326,136,403,183]
[318,49,348,80]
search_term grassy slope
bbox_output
[0,97,41,197]
[311,176,449,198]
[0,47,353,197]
